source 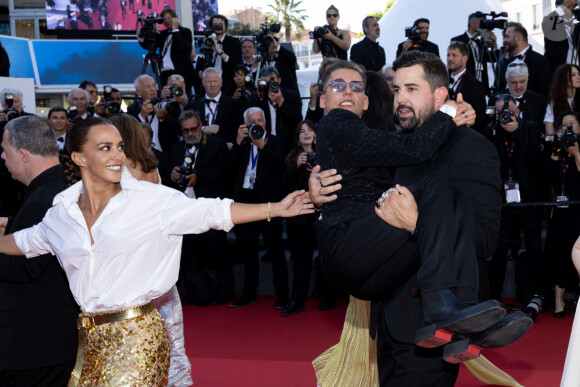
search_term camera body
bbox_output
[498,107,514,125]
[310,25,330,39]
[137,15,163,52]
[149,97,181,116]
[176,156,194,188]
[248,123,265,140]
[476,11,509,43]
[306,151,316,165]
[66,105,78,122]
[257,78,280,101]
[169,84,184,98]
[404,25,424,51]
[544,126,580,150]
[103,85,121,114]
[255,19,281,53]
[3,93,19,121]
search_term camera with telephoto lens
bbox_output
[248,123,265,140]
[137,15,163,52]
[306,152,316,165]
[255,18,281,52]
[103,85,121,114]
[66,105,78,122]
[149,97,181,116]
[176,156,194,188]
[3,93,19,121]
[169,84,184,98]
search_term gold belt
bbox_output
[69,302,156,387]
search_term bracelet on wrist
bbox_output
[267,202,271,222]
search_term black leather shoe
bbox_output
[212,294,234,306]
[229,295,258,308]
[318,299,336,311]
[553,310,566,318]
[442,311,533,363]
[415,289,506,348]
[281,300,305,317]
[274,297,288,309]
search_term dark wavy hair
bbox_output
[109,114,158,174]
[548,64,580,124]
[362,71,394,130]
[285,119,316,166]
[62,117,112,187]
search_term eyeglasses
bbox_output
[508,62,527,68]
[181,126,200,133]
[325,80,366,93]
[326,13,338,18]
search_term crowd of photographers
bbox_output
[2,4,580,319]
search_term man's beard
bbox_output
[185,136,201,146]
[397,103,436,131]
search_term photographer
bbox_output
[95,87,124,118]
[312,5,351,59]
[127,74,180,153]
[231,64,256,103]
[47,106,68,151]
[350,16,386,73]
[0,88,33,134]
[140,8,194,93]
[244,66,302,155]
[168,110,234,306]
[482,94,545,315]
[396,18,439,58]
[242,39,260,84]
[229,107,289,309]
[544,111,580,319]
[262,34,299,92]
[160,73,191,110]
[207,14,242,95]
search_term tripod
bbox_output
[141,49,162,89]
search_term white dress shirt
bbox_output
[14,169,234,313]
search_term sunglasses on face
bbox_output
[325,80,366,93]
[181,126,200,133]
[327,13,338,18]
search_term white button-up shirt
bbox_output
[14,169,234,313]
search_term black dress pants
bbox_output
[286,215,317,303]
[0,360,75,387]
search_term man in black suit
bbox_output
[350,16,386,72]
[489,59,547,125]
[168,110,234,305]
[396,18,439,58]
[141,8,194,93]
[496,22,551,96]
[207,14,242,95]
[0,116,79,386]
[450,13,498,97]
[229,107,288,308]
[244,66,302,155]
[447,41,487,132]
[190,67,243,148]
[544,0,577,78]
[263,37,299,92]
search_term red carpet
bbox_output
[183,296,572,386]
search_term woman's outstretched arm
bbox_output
[230,191,314,225]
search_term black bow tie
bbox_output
[57,137,65,142]
[449,76,455,84]
[206,99,217,105]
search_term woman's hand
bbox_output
[374,184,418,232]
[274,191,315,218]
[296,152,308,168]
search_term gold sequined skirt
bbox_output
[68,302,170,387]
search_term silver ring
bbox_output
[315,173,322,181]
[464,112,468,118]
[319,180,324,187]
[319,188,323,195]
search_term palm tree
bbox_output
[268,0,308,41]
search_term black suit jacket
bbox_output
[269,45,299,92]
[396,39,439,58]
[0,165,79,369]
[218,35,243,95]
[450,32,492,96]
[154,26,194,88]
[451,71,487,132]
[245,87,303,155]
[168,135,230,198]
[190,94,243,144]
[379,127,502,343]
[496,47,551,97]
[350,37,386,72]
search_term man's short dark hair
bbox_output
[161,8,177,18]
[449,41,469,57]
[320,60,366,91]
[178,110,202,125]
[362,16,376,32]
[48,106,66,119]
[507,22,528,42]
[414,18,430,26]
[5,116,59,157]
[241,38,255,47]
[78,80,97,90]
[392,51,448,92]
[209,14,228,30]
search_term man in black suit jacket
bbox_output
[190,67,243,147]
[544,0,576,77]
[396,17,439,58]
[244,66,302,156]
[263,38,299,92]
[0,116,79,386]
[496,22,551,96]
[450,13,499,97]
[447,42,487,132]
[208,14,243,95]
[142,8,194,93]
[350,16,386,72]
[168,110,234,305]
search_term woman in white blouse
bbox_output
[0,117,312,386]
[544,63,580,134]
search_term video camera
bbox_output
[255,18,281,53]
[103,85,121,115]
[404,25,425,51]
[194,29,218,70]
[3,93,19,121]
[475,11,509,43]
[545,126,580,150]
[137,15,163,52]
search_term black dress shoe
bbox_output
[442,311,533,363]
[415,289,506,348]
[212,294,234,306]
[553,310,566,318]
[274,297,288,309]
[281,301,305,317]
[318,299,336,311]
[229,295,258,308]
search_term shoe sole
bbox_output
[416,300,506,348]
[229,299,258,308]
[442,311,533,364]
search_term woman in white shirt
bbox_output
[544,63,580,134]
[0,117,312,386]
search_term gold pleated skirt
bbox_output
[68,303,170,387]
